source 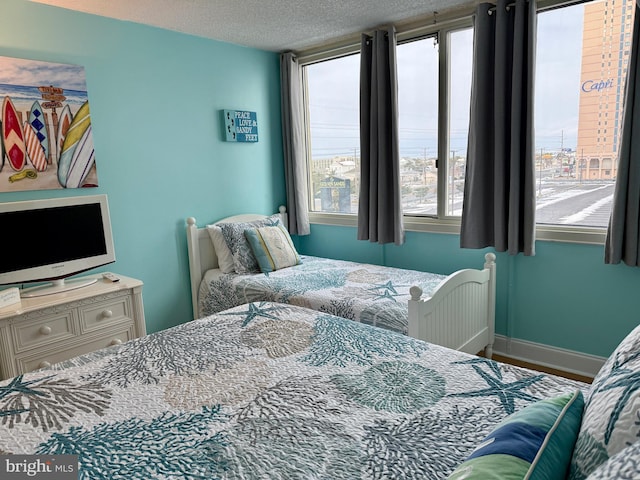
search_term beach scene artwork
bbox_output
[0,55,97,192]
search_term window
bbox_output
[447,29,474,217]
[303,23,473,220]
[535,0,631,229]
[305,54,360,214]
[299,0,631,243]
[397,37,439,216]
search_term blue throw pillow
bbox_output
[217,215,282,273]
[244,224,301,273]
[448,389,584,480]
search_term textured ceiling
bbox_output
[30,0,475,52]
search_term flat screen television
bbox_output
[0,194,116,298]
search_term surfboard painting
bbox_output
[58,101,91,188]
[24,122,47,172]
[3,96,26,172]
[28,100,49,162]
[0,55,97,192]
[66,125,95,189]
[56,104,72,162]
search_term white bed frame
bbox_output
[186,207,496,358]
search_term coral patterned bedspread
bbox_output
[198,255,448,334]
[0,302,585,479]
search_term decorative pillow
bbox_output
[569,323,640,479]
[244,224,301,273]
[217,215,282,274]
[585,440,640,479]
[447,389,584,480]
[205,225,235,273]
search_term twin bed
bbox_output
[186,209,497,357]
[1,208,638,479]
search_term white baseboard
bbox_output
[493,335,607,379]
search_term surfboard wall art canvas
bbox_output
[0,55,98,192]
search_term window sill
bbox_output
[535,224,606,245]
[307,212,607,245]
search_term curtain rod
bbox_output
[488,2,517,15]
[488,0,592,14]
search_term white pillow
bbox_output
[205,224,235,274]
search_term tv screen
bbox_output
[0,203,107,272]
[0,194,115,296]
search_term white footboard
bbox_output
[408,253,496,358]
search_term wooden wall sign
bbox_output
[223,109,258,143]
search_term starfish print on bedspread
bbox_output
[368,281,405,302]
[373,289,402,302]
[453,357,504,379]
[221,302,285,327]
[449,364,543,414]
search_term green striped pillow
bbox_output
[244,224,301,273]
[448,390,584,480]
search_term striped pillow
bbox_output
[448,389,584,480]
[244,224,301,273]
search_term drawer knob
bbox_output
[102,310,113,318]
[110,338,122,346]
[38,361,51,369]
[39,325,52,335]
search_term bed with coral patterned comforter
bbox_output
[198,255,449,334]
[0,302,587,479]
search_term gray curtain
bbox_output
[280,52,310,235]
[358,26,404,245]
[605,1,640,266]
[460,0,537,256]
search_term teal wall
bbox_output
[0,0,284,332]
[297,225,640,358]
[1,1,637,360]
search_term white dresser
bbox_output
[0,274,145,380]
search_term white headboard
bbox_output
[186,206,287,319]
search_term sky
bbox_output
[306,3,586,160]
[0,55,87,91]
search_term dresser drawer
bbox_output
[12,312,76,353]
[78,297,131,333]
[18,328,133,374]
[0,275,145,381]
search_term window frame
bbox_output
[296,0,610,245]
